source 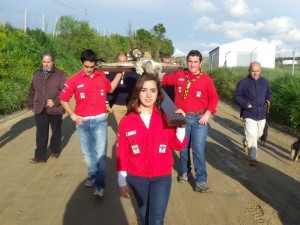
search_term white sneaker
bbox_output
[94,187,104,197]
[84,177,95,188]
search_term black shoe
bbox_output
[29,157,46,164]
[249,160,257,167]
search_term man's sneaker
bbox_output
[84,177,95,188]
[195,183,211,193]
[178,172,191,183]
[94,187,104,197]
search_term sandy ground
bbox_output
[0,101,300,225]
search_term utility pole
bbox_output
[24,9,27,34]
[224,51,231,67]
[250,47,258,63]
[53,16,58,37]
[210,52,217,69]
[292,48,296,76]
[42,14,45,32]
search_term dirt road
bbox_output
[0,101,300,225]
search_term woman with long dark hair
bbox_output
[116,74,187,225]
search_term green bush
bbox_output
[0,25,79,114]
[270,76,300,129]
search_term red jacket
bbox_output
[162,70,219,113]
[116,106,188,178]
[60,70,111,116]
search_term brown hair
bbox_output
[127,74,164,114]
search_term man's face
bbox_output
[81,61,96,76]
[162,57,171,64]
[249,64,261,80]
[187,56,201,74]
[118,55,127,63]
[42,55,54,70]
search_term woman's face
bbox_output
[42,55,54,70]
[139,80,158,109]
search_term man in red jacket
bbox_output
[161,50,219,193]
[60,49,122,197]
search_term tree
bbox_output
[135,28,155,56]
[151,23,166,41]
[151,24,170,60]
[56,16,99,56]
[160,39,174,56]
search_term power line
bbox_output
[52,0,121,34]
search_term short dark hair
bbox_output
[41,51,55,61]
[160,52,171,59]
[187,50,202,62]
[80,49,97,63]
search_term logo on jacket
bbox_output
[159,144,167,153]
[131,145,140,154]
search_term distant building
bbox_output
[282,60,297,65]
[209,38,276,69]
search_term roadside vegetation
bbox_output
[0,17,299,133]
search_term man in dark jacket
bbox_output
[234,61,272,166]
[27,51,67,163]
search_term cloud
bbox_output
[194,15,300,44]
[194,16,254,39]
[223,0,249,18]
[256,17,300,42]
[173,49,187,57]
[194,16,214,29]
[190,0,217,13]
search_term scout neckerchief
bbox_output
[183,69,203,99]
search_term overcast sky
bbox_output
[1,0,300,57]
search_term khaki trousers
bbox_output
[112,104,127,124]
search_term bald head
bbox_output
[117,53,128,63]
[249,61,262,80]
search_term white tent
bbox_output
[209,38,276,69]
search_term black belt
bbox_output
[185,110,205,116]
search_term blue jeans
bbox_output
[179,114,208,184]
[76,117,107,188]
[127,174,171,225]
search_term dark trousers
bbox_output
[127,174,171,225]
[34,108,62,158]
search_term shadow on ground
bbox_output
[207,115,300,225]
[63,113,140,225]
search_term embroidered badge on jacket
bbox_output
[131,145,140,154]
[159,144,167,153]
[126,130,136,136]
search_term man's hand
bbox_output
[46,99,54,107]
[198,111,211,125]
[119,185,130,199]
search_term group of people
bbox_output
[27,48,272,225]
